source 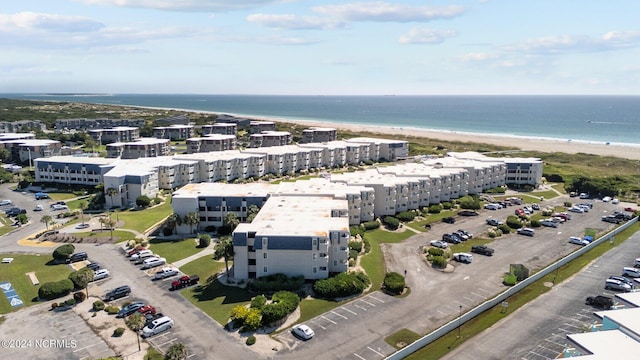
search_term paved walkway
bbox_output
[172,241,216,268]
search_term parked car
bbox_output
[429,240,448,249]
[611,198,620,204]
[75,223,90,229]
[92,269,110,281]
[117,302,145,318]
[609,276,634,289]
[531,203,540,210]
[442,217,456,224]
[86,262,101,271]
[291,324,315,340]
[35,192,49,200]
[458,210,479,217]
[486,218,503,226]
[585,295,613,310]
[604,278,632,292]
[624,207,637,212]
[170,275,200,290]
[517,228,535,237]
[484,203,501,210]
[153,267,179,280]
[452,253,473,264]
[601,215,622,224]
[141,257,167,270]
[142,316,174,337]
[33,205,43,211]
[457,229,473,239]
[568,236,589,246]
[0,199,12,206]
[66,252,88,263]
[623,267,640,278]
[138,305,157,315]
[568,206,584,213]
[579,193,590,199]
[612,212,632,220]
[602,196,612,202]
[540,219,558,228]
[514,208,525,216]
[5,207,26,217]
[454,230,469,241]
[51,204,69,211]
[104,285,131,301]
[130,250,154,261]
[442,233,461,244]
[471,245,494,256]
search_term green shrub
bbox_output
[198,234,211,248]
[261,291,300,325]
[428,247,444,256]
[242,309,262,331]
[396,211,416,222]
[563,201,572,208]
[382,216,400,230]
[350,226,364,238]
[363,238,371,253]
[249,273,305,292]
[38,279,74,300]
[428,204,442,214]
[497,224,511,234]
[530,219,541,227]
[506,215,523,229]
[313,272,370,299]
[113,327,125,337]
[73,291,86,303]
[349,240,363,253]
[430,256,447,268]
[51,302,58,309]
[52,244,75,261]
[64,298,76,306]
[503,273,517,286]
[349,249,359,261]
[510,264,530,281]
[246,335,256,346]
[250,295,267,310]
[136,195,151,208]
[68,267,94,289]
[442,202,453,210]
[362,221,380,230]
[93,300,105,311]
[105,305,119,315]
[383,272,405,295]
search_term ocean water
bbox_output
[3,94,640,145]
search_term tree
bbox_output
[0,148,10,162]
[136,195,151,208]
[223,212,240,231]
[184,212,199,234]
[16,213,28,224]
[68,267,94,291]
[214,236,234,277]
[105,187,118,209]
[246,204,260,223]
[41,215,53,230]
[77,201,88,225]
[165,342,188,360]
[125,313,146,352]
[100,216,117,240]
[52,244,75,262]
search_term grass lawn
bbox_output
[360,228,415,292]
[0,254,73,314]
[182,278,252,326]
[386,328,421,349]
[0,214,15,236]
[407,210,457,232]
[65,195,94,211]
[404,222,640,360]
[47,192,80,201]
[149,238,203,264]
[297,297,344,326]
[115,196,173,233]
[526,189,559,200]
[71,229,138,243]
[178,255,227,282]
[550,183,567,194]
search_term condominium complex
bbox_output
[153,125,195,140]
[186,134,237,153]
[301,127,337,143]
[249,131,292,148]
[201,123,237,136]
[89,127,140,145]
[106,138,171,159]
[35,156,118,186]
[56,118,145,130]
[249,121,276,134]
[0,134,61,163]
[0,120,46,133]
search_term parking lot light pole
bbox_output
[457,305,462,338]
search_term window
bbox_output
[312,238,317,246]
[320,266,327,271]
[263,267,268,273]
[313,267,317,273]
[312,253,317,260]
[263,253,267,259]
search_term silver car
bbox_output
[429,240,448,249]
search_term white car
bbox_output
[141,257,167,269]
[0,199,12,206]
[568,236,589,246]
[484,203,501,210]
[34,204,44,211]
[568,206,584,213]
[540,219,558,228]
[52,204,69,211]
[93,269,110,281]
[142,316,174,337]
[154,267,179,280]
[429,240,448,249]
[602,196,612,202]
[611,198,620,204]
[292,324,315,340]
[75,223,90,229]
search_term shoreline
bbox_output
[76,102,640,160]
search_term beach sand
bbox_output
[249,116,640,160]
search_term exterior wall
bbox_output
[202,124,237,136]
[56,118,144,130]
[249,132,292,148]
[0,121,46,133]
[186,136,236,153]
[18,143,62,162]
[35,159,115,186]
[90,128,140,145]
[249,121,276,134]
[153,125,194,140]
[505,161,543,186]
[302,128,337,143]
[104,172,158,208]
[121,139,171,159]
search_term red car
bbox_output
[625,207,637,212]
[138,305,156,315]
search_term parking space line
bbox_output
[544,338,566,348]
[341,306,357,315]
[359,299,375,307]
[186,353,196,358]
[354,304,367,311]
[368,295,385,303]
[437,309,447,317]
[353,353,366,360]
[331,310,348,319]
[157,337,178,347]
[470,291,485,299]
[367,346,385,357]
[73,341,105,353]
[311,319,326,330]
[321,315,337,325]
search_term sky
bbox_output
[1,0,640,95]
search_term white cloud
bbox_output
[0,12,104,33]
[502,30,640,54]
[398,28,457,44]
[256,35,320,45]
[457,52,497,62]
[312,2,466,22]
[247,14,346,30]
[77,0,282,12]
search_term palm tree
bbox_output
[184,212,199,234]
[214,236,234,277]
[41,215,53,230]
[100,216,117,240]
[105,187,118,209]
[166,213,180,235]
[165,342,188,360]
[77,201,88,225]
[125,313,146,352]
[175,213,183,234]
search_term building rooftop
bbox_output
[172,182,275,199]
[35,155,117,165]
[567,329,640,359]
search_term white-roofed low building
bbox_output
[35,156,118,186]
[249,131,292,148]
[302,127,337,144]
[106,138,171,159]
[153,124,194,140]
[186,134,237,153]
[201,123,237,136]
[346,137,409,161]
[89,126,140,145]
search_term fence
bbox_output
[386,216,638,360]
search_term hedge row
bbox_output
[248,273,304,292]
[261,291,300,325]
[313,271,370,298]
[38,279,74,300]
[383,272,405,295]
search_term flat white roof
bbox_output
[186,134,236,141]
[172,182,275,199]
[567,330,640,359]
[244,144,314,155]
[174,149,262,161]
[346,137,408,145]
[154,124,193,129]
[615,291,640,307]
[594,306,640,337]
[35,155,117,165]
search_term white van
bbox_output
[130,250,154,261]
[452,253,473,264]
[141,257,166,270]
[623,267,640,278]
[142,316,174,337]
